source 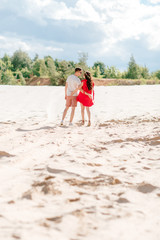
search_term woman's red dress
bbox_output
[77,79,94,107]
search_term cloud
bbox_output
[1,0,160,50]
[0,0,160,70]
[148,0,160,3]
[87,0,160,60]
[0,34,63,57]
[0,0,102,24]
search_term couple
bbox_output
[61,67,94,126]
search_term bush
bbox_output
[11,50,32,71]
[21,67,32,78]
[2,70,18,85]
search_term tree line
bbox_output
[0,50,160,85]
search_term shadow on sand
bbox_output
[16,126,55,132]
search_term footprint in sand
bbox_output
[68,198,80,202]
[120,167,126,171]
[39,222,50,228]
[116,198,130,204]
[12,234,21,239]
[0,151,15,158]
[86,163,102,167]
[32,180,62,195]
[137,183,157,193]
[46,216,62,224]
[8,200,15,204]
[22,190,32,200]
[44,176,55,181]
[143,167,151,170]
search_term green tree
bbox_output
[0,71,2,84]
[121,71,128,79]
[0,60,6,84]
[2,54,12,70]
[116,69,122,79]
[126,55,140,79]
[154,70,160,79]
[32,59,48,77]
[19,72,26,85]
[93,66,101,78]
[11,50,32,71]
[68,61,76,69]
[77,52,88,71]
[33,53,39,62]
[2,70,17,85]
[0,59,6,71]
[140,65,150,79]
[45,56,59,85]
[54,58,59,69]
[21,67,32,78]
[93,61,105,75]
[57,60,74,85]
[104,66,120,78]
[88,66,95,76]
[44,56,53,67]
[15,71,26,85]
[32,60,41,76]
[39,59,48,77]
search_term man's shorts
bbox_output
[66,96,77,107]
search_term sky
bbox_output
[0,0,160,71]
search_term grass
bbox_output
[93,77,160,86]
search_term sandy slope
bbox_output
[0,85,160,240]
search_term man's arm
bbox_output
[71,83,92,99]
[65,82,68,99]
[71,83,83,96]
[80,89,92,99]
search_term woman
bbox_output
[71,71,94,126]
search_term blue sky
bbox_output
[0,0,160,71]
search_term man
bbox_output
[61,67,82,126]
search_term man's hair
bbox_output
[75,67,82,72]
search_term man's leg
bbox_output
[61,96,71,125]
[69,96,77,124]
[69,107,75,123]
[62,106,69,121]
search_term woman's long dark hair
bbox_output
[85,71,93,91]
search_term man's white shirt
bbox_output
[66,74,81,96]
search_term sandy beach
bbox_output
[0,85,160,240]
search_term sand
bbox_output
[0,85,160,240]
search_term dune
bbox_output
[0,85,160,240]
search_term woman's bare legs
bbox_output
[86,107,91,126]
[81,104,85,124]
